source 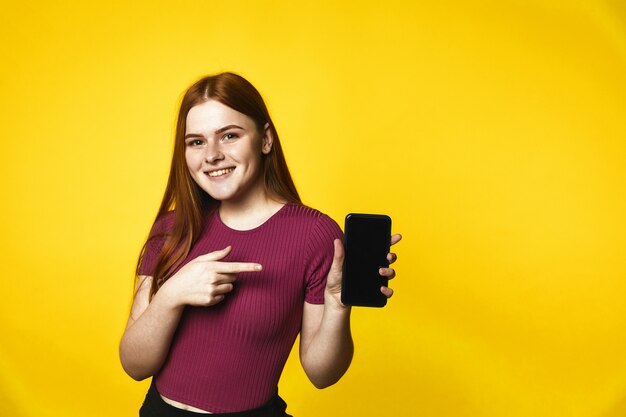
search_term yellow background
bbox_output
[1,0,625,416]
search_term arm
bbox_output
[299,240,353,388]
[299,235,401,388]
[119,274,185,381]
[300,302,353,389]
[119,246,261,380]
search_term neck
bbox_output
[218,187,286,231]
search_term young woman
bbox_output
[119,72,401,416]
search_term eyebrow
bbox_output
[184,124,244,139]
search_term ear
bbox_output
[261,122,274,154]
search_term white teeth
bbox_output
[207,168,234,177]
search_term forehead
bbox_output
[185,100,256,133]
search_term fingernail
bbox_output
[255,264,262,271]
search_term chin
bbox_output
[204,188,238,202]
[204,191,231,201]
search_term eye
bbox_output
[222,132,239,141]
[186,139,204,147]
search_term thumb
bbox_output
[327,239,345,282]
[195,245,232,262]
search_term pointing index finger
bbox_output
[217,262,263,273]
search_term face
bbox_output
[184,100,273,205]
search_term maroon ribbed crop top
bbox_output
[139,203,343,412]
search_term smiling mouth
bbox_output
[206,167,235,177]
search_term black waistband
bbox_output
[139,379,291,417]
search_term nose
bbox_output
[204,140,224,163]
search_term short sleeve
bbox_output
[138,211,175,277]
[303,214,344,304]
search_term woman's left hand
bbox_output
[379,233,402,298]
[325,234,402,308]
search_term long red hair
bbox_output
[135,72,301,300]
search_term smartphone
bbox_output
[341,213,392,307]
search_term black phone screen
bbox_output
[341,213,391,307]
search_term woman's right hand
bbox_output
[160,245,262,308]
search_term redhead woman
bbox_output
[119,72,401,416]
